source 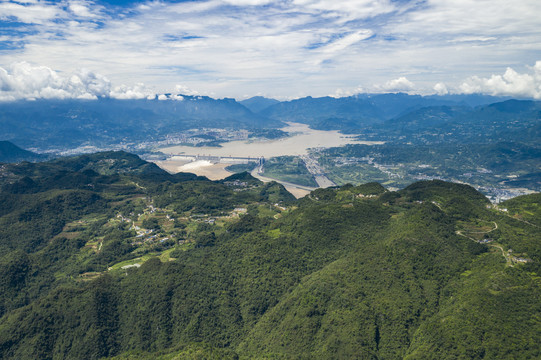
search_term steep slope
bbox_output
[0,157,538,359]
[239,202,480,358]
[0,152,294,320]
[0,141,45,163]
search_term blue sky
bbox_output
[0,0,540,100]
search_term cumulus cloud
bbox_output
[110,83,155,100]
[329,86,364,98]
[155,90,202,101]
[175,84,199,96]
[68,1,99,18]
[433,82,448,95]
[377,77,415,92]
[459,61,541,99]
[0,62,156,101]
[0,62,106,100]
[170,94,185,101]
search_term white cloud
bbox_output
[0,1,63,24]
[175,84,199,96]
[110,83,154,100]
[0,62,159,101]
[0,0,540,98]
[318,30,373,54]
[433,82,448,95]
[170,94,185,101]
[68,1,99,18]
[459,61,541,99]
[378,77,415,92]
[448,36,497,43]
[293,0,396,20]
[329,86,364,98]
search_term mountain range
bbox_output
[0,152,538,359]
[0,93,531,151]
[0,97,280,150]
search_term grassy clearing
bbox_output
[108,254,156,271]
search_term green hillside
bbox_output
[0,152,538,359]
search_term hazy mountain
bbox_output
[259,95,383,131]
[0,94,524,150]
[239,96,280,113]
[0,141,46,163]
[424,93,509,107]
[385,105,471,133]
[0,97,283,150]
[377,99,541,144]
[258,93,507,132]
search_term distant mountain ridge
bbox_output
[0,96,282,150]
[377,99,541,145]
[239,96,280,113]
[258,93,509,132]
[0,93,535,151]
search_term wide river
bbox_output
[155,123,383,198]
[159,122,383,158]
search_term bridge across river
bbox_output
[164,153,337,198]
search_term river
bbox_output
[159,122,383,158]
[154,123,383,197]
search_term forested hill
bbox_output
[0,141,45,163]
[0,152,539,359]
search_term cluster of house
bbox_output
[357,194,377,199]
[512,256,532,263]
[224,180,251,189]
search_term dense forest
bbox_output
[0,152,539,359]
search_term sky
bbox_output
[0,0,540,100]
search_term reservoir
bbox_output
[154,123,383,197]
[159,122,382,158]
